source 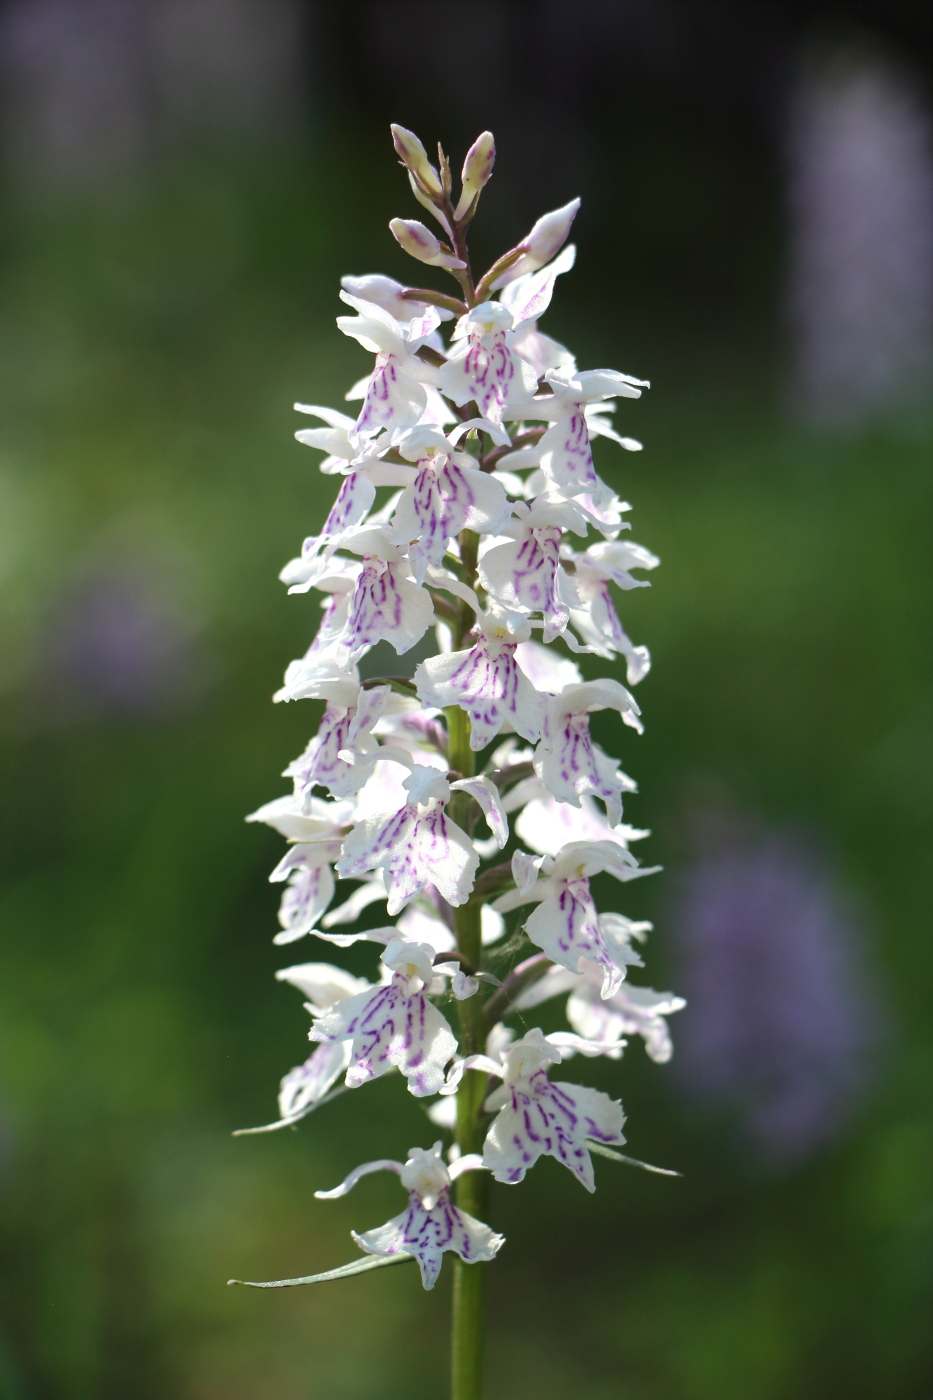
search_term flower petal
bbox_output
[483,1072,624,1191]
[311,976,458,1097]
[353,1191,503,1290]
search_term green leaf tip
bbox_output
[588,1140,682,1177]
[227,1252,416,1289]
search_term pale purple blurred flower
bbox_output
[37,563,205,719]
[673,826,881,1165]
[787,50,933,423]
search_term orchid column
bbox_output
[230,125,685,1400]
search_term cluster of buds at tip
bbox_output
[391,122,497,239]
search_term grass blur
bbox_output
[0,134,930,1400]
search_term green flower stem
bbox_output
[450,1225,486,1400]
[451,849,489,1395]
[445,533,488,1399]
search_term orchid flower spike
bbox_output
[235,123,684,1378]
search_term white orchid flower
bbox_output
[515,957,686,1065]
[274,963,372,1121]
[414,611,545,750]
[322,529,436,669]
[282,682,392,801]
[526,368,649,505]
[337,291,443,443]
[495,841,661,998]
[308,938,458,1097]
[438,300,539,427]
[336,764,507,914]
[478,499,588,643]
[481,1028,626,1191]
[388,426,511,584]
[314,1142,503,1290]
[533,678,642,826]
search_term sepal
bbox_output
[587,1141,681,1177]
[228,1253,415,1289]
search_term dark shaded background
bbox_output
[0,2,930,1397]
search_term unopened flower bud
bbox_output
[491,197,582,289]
[390,218,467,270]
[523,199,580,264]
[454,131,496,220]
[390,123,443,197]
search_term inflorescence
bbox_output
[235,123,684,1296]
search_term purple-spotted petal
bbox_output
[316,471,377,547]
[569,576,651,681]
[310,974,458,1097]
[438,328,535,426]
[353,1188,503,1290]
[524,873,627,998]
[534,708,633,828]
[415,630,543,749]
[269,843,338,945]
[479,526,575,643]
[482,1030,625,1191]
[283,685,393,801]
[352,354,427,439]
[325,1142,502,1291]
[336,558,434,667]
[538,406,603,497]
[337,802,479,913]
[285,703,353,801]
[278,1041,352,1119]
[391,456,509,584]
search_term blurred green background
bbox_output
[0,3,930,1397]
